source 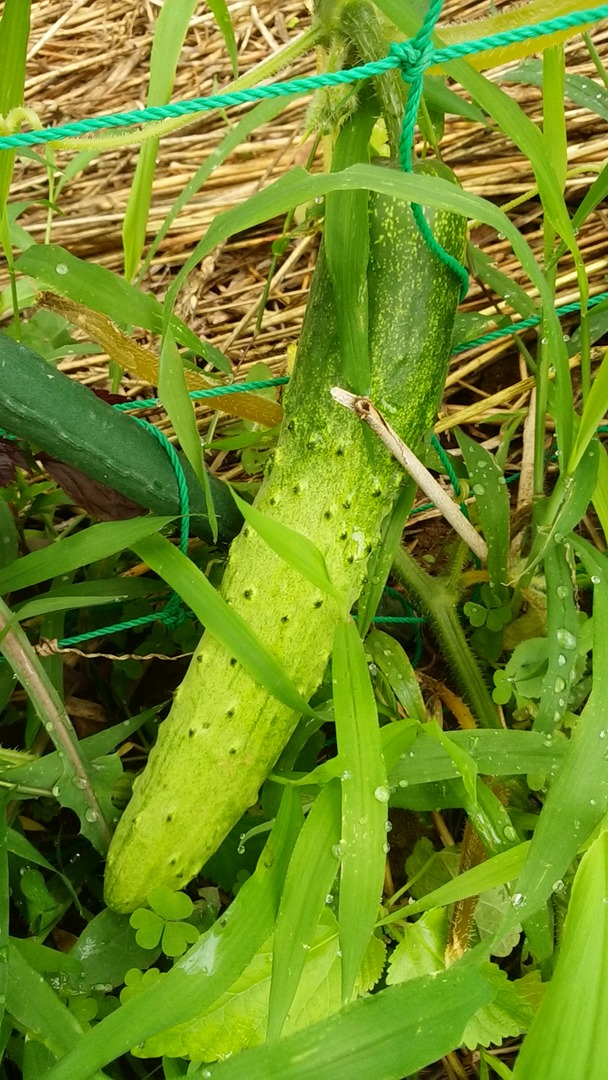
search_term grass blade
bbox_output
[0,0,30,210]
[133,532,318,718]
[513,829,608,1080]
[268,780,341,1039]
[496,535,608,939]
[189,962,493,1080]
[367,629,426,723]
[123,0,198,279]
[0,516,172,596]
[206,0,238,77]
[333,619,387,1003]
[456,429,510,597]
[158,325,205,485]
[231,490,344,603]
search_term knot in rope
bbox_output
[389,39,435,83]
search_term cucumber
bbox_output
[0,334,241,543]
[104,167,467,912]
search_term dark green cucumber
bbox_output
[104,170,467,913]
[0,334,241,543]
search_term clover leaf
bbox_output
[120,966,163,1005]
[129,885,200,958]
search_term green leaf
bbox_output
[0,515,172,595]
[206,0,238,77]
[494,536,608,938]
[464,965,540,1051]
[456,430,510,599]
[41,788,303,1080]
[388,728,564,794]
[14,243,228,369]
[68,908,160,993]
[425,724,478,807]
[148,884,193,921]
[381,844,531,927]
[0,0,30,210]
[158,326,205,484]
[185,962,493,1080]
[231,490,344,604]
[123,0,199,279]
[0,501,18,570]
[385,908,448,984]
[504,60,608,123]
[268,781,342,1040]
[366,629,426,723]
[161,920,199,959]
[130,908,164,951]
[133,533,318,719]
[513,830,608,1079]
[139,911,361,1060]
[333,619,387,1003]
[324,94,375,395]
[7,941,108,1073]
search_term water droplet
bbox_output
[383,841,391,854]
[398,778,409,788]
[55,263,69,275]
[503,825,517,841]
[590,798,597,807]
[51,785,60,797]
[473,484,485,496]
[302,942,311,951]
[556,628,577,650]
[237,844,245,855]
[374,786,390,803]
[557,654,567,667]
[332,841,345,859]
[556,585,568,600]
[512,892,525,908]
[385,820,393,833]
[554,676,566,693]
[85,808,97,823]
[342,770,353,781]
[591,574,601,585]
[562,333,570,342]
[325,894,334,904]
[541,336,548,345]
[552,879,565,893]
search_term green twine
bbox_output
[1,2,607,293]
[1,4,606,152]
[392,0,470,299]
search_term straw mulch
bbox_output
[6,0,608,514]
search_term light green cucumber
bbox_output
[104,167,467,912]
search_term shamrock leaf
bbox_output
[130,885,200,957]
[120,967,163,1005]
[129,908,164,950]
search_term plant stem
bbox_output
[391,545,500,729]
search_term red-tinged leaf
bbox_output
[0,439,28,485]
[39,454,145,521]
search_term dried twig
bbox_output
[331,387,488,562]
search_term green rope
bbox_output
[0,4,606,152]
[453,290,608,354]
[392,0,470,299]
